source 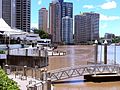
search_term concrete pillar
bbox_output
[95,44,98,64]
[94,40,98,64]
[42,81,47,90]
[104,40,107,64]
[47,78,51,90]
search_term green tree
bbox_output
[0,50,5,54]
[112,36,120,43]
[34,29,49,39]
[0,68,19,90]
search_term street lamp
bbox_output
[104,40,107,64]
[94,40,98,64]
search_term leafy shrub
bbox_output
[0,68,20,90]
[0,50,5,54]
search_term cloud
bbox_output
[31,23,38,29]
[83,5,94,9]
[38,0,42,5]
[100,1,117,9]
[100,23,108,29]
[100,14,120,21]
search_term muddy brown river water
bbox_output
[48,45,120,90]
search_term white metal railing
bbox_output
[9,48,66,57]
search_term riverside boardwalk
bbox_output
[4,46,66,90]
[8,74,42,90]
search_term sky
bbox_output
[31,0,120,37]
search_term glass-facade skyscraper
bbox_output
[49,0,73,44]
[62,2,73,18]
[62,16,73,44]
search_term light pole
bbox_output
[94,40,98,64]
[104,40,107,64]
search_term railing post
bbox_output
[39,50,41,56]
[25,49,28,56]
[47,78,51,90]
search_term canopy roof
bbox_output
[0,18,11,29]
[0,18,28,36]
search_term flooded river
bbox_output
[48,45,120,90]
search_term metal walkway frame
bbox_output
[49,64,120,81]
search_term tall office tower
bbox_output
[62,16,73,44]
[49,1,61,43]
[15,0,31,32]
[38,8,48,33]
[74,12,99,44]
[62,2,73,18]
[61,2,73,44]
[49,0,73,43]
[0,0,11,26]
[0,0,16,27]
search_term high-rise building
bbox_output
[61,2,73,44]
[38,8,48,33]
[62,2,73,18]
[0,0,30,32]
[62,16,73,44]
[74,12,99,44]
[49,1,61,43]
[0,0,15,27]
[15,0,31,32]
[49,0,73,44]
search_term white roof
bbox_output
[0,18,27,35]
[0,18,11,29]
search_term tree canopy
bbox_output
[0,68,19,90]
[34,29,49,39]
[112,36,120,43]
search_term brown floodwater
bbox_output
[48,45,120,90]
